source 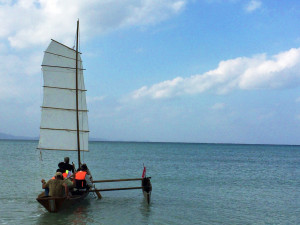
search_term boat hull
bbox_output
[36,191,89,213]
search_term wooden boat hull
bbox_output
[36,191,89,213]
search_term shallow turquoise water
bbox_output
[0,140,299,224]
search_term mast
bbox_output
[76,19,81,167]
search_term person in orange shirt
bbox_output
[74,164,92,190]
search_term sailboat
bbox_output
[36,20,91,212]
[36,20,152,213]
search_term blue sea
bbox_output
[0,140,299,224]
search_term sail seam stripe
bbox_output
[40,127,89,132]
[44,51,82,62]
[43,86,87,91]
[41,106,88,112]
[41,65,86,70]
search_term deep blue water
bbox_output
[0,140,299,224]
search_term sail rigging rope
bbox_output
[39,68,43,163]
[73,30,76,50]
[39,150,43,161]
[40,68,43,109]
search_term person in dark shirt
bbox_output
[58,157,74,173]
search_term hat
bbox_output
[55,172,62,177]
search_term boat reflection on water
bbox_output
[139,196,152,224]
[36,199,92,224]
[71,204,95,224]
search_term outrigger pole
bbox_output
[92,178,143,183]
[89,187,143,192]
[90,177,152,204]
[75,19,81,168]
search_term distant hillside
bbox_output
[0,132,109,141]
[0,132,37,140]
[89,137,109,141]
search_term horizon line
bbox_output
[0,137,299,147]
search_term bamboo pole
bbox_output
[92,178,143,183]
[51,39,82,53]
[94,190,102,199]
[75,19,81,168]
[88,170,102,199]
[40,127,89,132]
[43,85,87,91]
[44,50,83,61]
[41,65,86,70]
[41,106,88,112]
[89,187,143,192]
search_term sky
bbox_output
[1,0,300,145]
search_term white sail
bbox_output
[38,40,89,151]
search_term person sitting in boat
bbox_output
[63,171,75,190]
[41,172,70,198]
[74,164,92,190]
[62,169,73,179]
[58,157,75,173]
[41,169,65,196]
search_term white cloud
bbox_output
[0,0,187,102]
[212,103,225,110]
[245,0,262,12]
[135,47,144,53]
[131,48,300,100]
[0,0,187,48]
[257,112,274,121]
[87,96,106,103]
[0,51,42,101]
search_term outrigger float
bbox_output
[36,20,152,213]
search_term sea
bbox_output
[0,140,299,225]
